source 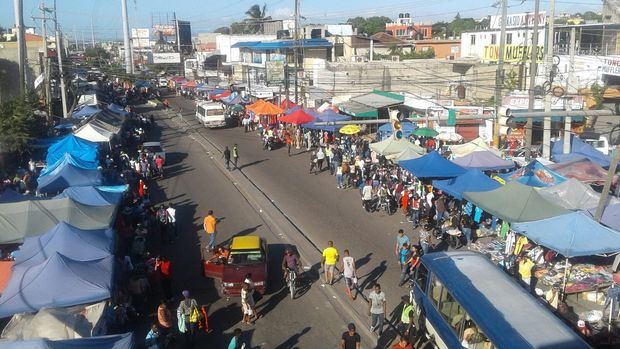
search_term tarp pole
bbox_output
[561,258,570,299]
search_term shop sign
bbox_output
[602,58,620,77]
[152,52,181,64]
[483,45,544,63]
[265,61,285,85]
[490,12,546,29]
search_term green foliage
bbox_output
[84,47,110,59]
[244,3,272,34]
[430,14,480,38]
[346,16,392,36]
[503,69,520,90]
[576,11,603,21]
[0,92,46,155]
[214,27,230,34]
[374,47,435,60]
[590,82,607,110]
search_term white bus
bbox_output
[196,101,227,128]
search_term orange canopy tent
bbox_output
[182,80,197,88]
[279,108,315,125]
[247,100,284,115]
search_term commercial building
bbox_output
[385,13,432,40]
[413,39,461,59]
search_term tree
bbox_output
[346,16,392,36]
[214,27,230,34]
[503,69,520,90]
[245,4,271,34]
[0,91,46,157]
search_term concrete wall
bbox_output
[312,60,497,101]
[215,34,276,63]
[0,40,44,102]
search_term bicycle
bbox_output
[286,268,297,300]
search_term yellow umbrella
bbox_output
[339,124,361,135]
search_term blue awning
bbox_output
[399,151,467,178]
[552,135,611,168]
[232,39,332,50]
[54,185,123,206]
[231,41,262,48]
[433,169,502,200]
[0,333,135,349]
[512,211,620,257]
[499,160,566,188]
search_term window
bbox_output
[460,319,496,349]
[439,286,466,334]
[470,35,476,45]
[421,46,430,52]
[506,33,513,45]
[228,249,265,265]
[206,108,222,116]
[491,34,497,45]
[451,46,459,53]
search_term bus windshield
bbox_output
[228,249,264,265]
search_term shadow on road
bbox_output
[274,326,311,349]
[238,158,269,170]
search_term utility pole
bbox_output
[293,0,300,103]
[121,0,133,75]
[81,31,86,51]
[524,0,541,161]
[542,0,556,159]
[38,3,52,118]
[594,145,620,222]
[492,0,507,148]
[563,27,576,154]
[90,16,95,48]
[14,0,26,95]
[53,0,68,118]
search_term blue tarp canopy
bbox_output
[0,189,43,203]
[499,160,566,188]
[0,333,134,349]
[552,136,611,168]
[37,162,102,194]
[399,151,467,178]
[107,103,129,116]
[433,169,502,200]
[71,105,101,119]
[233,39,332,50]
[303,109,351,131]
[586,204,620,232]
[451,151,515,171]
[378,121,417,139]
[14,222,113,267]
[96,185,129,193]
[54,186,123,206]
[512,211,620,257]
[40,153,98,177]
[46,135,99,167]
[0,253,114,317]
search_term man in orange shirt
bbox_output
[204,210,217,251]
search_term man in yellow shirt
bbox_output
[203,210,217,251]
[321,241,339,285]
[518,256,535,287]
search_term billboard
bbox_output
[602,57,620,77]
[483,45,544,63]
[131,28,150,39]
[152,24,176,37]
[265,61,285,85]
[490,12,546,29]
[152,52,181,64]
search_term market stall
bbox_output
[399,151,466,178]
[433,169,502,200]
[450,137,501,158]
[539,178,620,211]
[499,160,567,188]
[369,136,425,159]
[451,150,515,171]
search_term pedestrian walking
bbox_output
[228,328,244,349]
[156,205,169,244]
[336,164,343,189]
[203,210,217,251]
[316,147,325,173]
[395,229,410,260]
[178,290,200,345]
[321,241,339,285]
[223,146,231,170]
[241,282,254,324]
[155,256,173,301]
[368,284,386,336]
[340,323,361,349]
[285,132,292,156]
[145,323,162,349]
[309,151,318,174]
[166,203,177,242]
[391,335,413,349]
[157,300,173,346]
[232,144,239,169]
[155,155,164,178]
[399,296,415,338]
[341,249,357,300]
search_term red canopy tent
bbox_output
[279,108,315,125]
[182,80,197,89]
[280,99,298,110]
[212,90,232,100]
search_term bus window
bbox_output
[429,275,444,306]
[414,264,428,292]
[439,288,465,335]
[197,106,205,116]
[461,319,495,349]
[206,108,222,116]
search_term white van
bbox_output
[583,135,611,155]
[196,101,227,128]
[158,78,168,88]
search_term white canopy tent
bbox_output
[74,123,114,143]
[538,178,620,210]
[449,137,501,158]
[370,136,425,158]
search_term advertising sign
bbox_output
[131,28,150,39]
[602,57,620,77]
[483,45,544,62]
[502,95,584,110]
[152,52,181,64]
[265,61,285,85]
[490,12,546,29]
[152,24,176,37]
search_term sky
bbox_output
[1,0,605,40]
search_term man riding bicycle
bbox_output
[282,249,302,281]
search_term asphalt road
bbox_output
[143,104,365,349]
[163,95,420,346]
